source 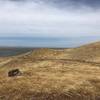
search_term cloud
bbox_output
[0,0,100,37]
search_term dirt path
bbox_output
[0,59,12,67]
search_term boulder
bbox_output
[8,69,21,77]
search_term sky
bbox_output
[0,0,100,37]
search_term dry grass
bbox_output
[0,42,100,100]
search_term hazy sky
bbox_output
[0,0,100,37]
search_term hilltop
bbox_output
[0,42,100,100]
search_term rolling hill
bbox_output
[66,41,100,63]
[0,42,100,100]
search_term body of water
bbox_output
[0,36,100,56]
[0,37,100,48]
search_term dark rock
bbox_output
[8,69,21,77]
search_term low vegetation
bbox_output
[0,42,100,100]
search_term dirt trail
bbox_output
[0,59,12,67]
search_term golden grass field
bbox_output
[0,42,100,100]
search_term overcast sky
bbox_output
[0,0,100,37]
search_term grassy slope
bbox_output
[0,42,100,100]
[66,42,100,62]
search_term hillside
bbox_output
[0,42,100,100]
[65,42,100,63]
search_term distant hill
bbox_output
[21,41,100,63]
[6,41,100,63]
